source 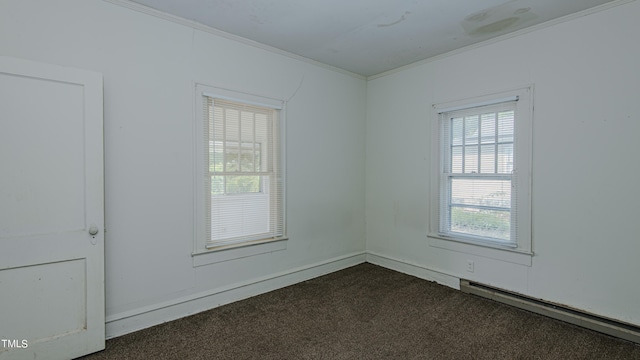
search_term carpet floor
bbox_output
[79,263,640,359]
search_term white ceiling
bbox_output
[128,0,617,77]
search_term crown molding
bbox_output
[102,0,366,80]
[103,0,634,81]
[368,0,636,80]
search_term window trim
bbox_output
[193,84,287,260]
[429,87,533,258]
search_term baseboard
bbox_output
[106,251,640,345]
[105,251,366,339]
[461,280,640,344]
[365,252,460,290]
[367,252,640,344]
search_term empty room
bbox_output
[1,0,639,359]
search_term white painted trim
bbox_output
[365,252,460,290]
[429,86,534,262]
[104,0,633,80]
[428,236,532,267]
[105,252,366,339]
[102,0,365,80]
[368,0,636,80]
[435,96,519,114]
[192,238,287,267]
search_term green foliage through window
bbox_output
[450,207,510,240]
[211,175,261,195]
[210,140,263,195]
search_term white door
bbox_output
[0,56,105,360]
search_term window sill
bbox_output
[428,234,532,266]
[192,237,287,267]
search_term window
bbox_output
[210,140,263,195]
[430,88,532,254]
[195,85,286,254]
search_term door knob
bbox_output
[89,224,99,236]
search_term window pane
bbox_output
[498,111,514,143]
[240,112,255,172]
[225,147,239,172]
[239,151,254,172]
[451,146,462,173]
[497,143,513,174]
[225,109,240,142]
[225,175,261,194]
[255,116,268,172]
[210,141,224,172]
[451,117,463,146]
[480,144,495,174]
[464,145,478,173]
[255,144,262,172]
[450,178,511,209]
[480,113,496,144]
[464,115,479,145]
[450,207,510,241]
[210,192,270,241]
[212,107,224,142]
[211,176,224,195]
[240,111,254,142]
[239,142,257,172]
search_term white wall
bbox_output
[366,1,640,326]
[0,0,366,337]
[3,0,639,339]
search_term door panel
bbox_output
[0,56,104,360]
[0,259,87,341]
[0,70,86,238]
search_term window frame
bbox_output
[429,87,533,259]
[193,84,287,260]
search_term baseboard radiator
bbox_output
[460,280,640,344]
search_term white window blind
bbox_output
[203,96,284,249]
[439,101,518,245]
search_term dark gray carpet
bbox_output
[80,263,640,359]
